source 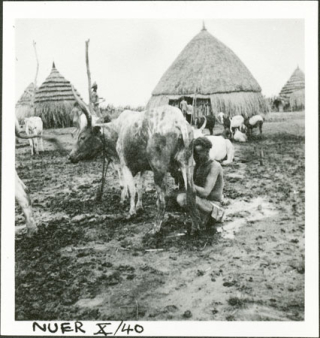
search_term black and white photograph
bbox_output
[2,1,319,336]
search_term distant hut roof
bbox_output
[147,26,267,117]
[34,62,81,103]
[34,63,82,128]
[15,82,37,121]
[16,82,36,106]
[279,66,305,102]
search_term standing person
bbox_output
[180,97,188,119]
[205,102,211,116]
[186,104,193,124]
[91,82,101,116]
[199,104,204,117]
[176,137,225,231]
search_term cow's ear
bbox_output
[92,126,101,135]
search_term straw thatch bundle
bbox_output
[279,66,305,103]
[147,26,267,117]
[34,63,82,128]
[15,83,37,122]
[289,89,305,111]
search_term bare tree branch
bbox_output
[32,40,39,110]
[85,39,95,115]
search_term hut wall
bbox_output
[34,101,74,129]
[289,89,305,111]
[147,91,268,118]
[209,92,268,118]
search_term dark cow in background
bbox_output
[244,115,264,136]
[195,115,216,135]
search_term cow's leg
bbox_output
[222,140,234,165]
[28,139,34,155]
[26,129,34,155]
[152,171,166,233]
[40,133,44,152]
[122,165,137,217]
[114,163,128,204]
[33,136,39,155]
[180,166,188,191]
[136,171,146,211]
[259,122,263,134]
[15,174,37,236]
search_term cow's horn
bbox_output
[200,116,207,131]
[71,85,92,126]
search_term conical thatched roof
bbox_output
[279,66,305,102]
[16,82,36,106]
[147,26,267,117]
[15,82,37,121]
[34,63,82,128]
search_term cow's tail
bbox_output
[179,121,202,231]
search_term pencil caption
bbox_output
[33,321,144,335]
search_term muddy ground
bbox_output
[15,112,305,321]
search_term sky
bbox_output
[15,17,305,107]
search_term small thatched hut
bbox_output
[15,82,37,122]
[34,62,82,128]
[279,66,305,111]
[147,25,267,118]
[289,89,305,111]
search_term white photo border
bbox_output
[2,1,318,337]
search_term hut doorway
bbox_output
[169,97,193,108]
[193,98,212,119]
[169,97,213,124]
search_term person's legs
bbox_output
[176,193,225,229]
[177,193,212,224]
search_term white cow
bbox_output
[24,116,44,155]
[206,136,235,165]
[233,129,248,142]
[16,117,66,236]
[15,118,39,235]
[230,115,245,134]
[193,122,235,165]
[15,170,37,236]
[244,115,264,136]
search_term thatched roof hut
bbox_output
[289,89,305,111]
[147,25,267,118]
[279,66,305,100]
[34,62,82,128]
[279,66,305,110]
[15,82,37,122]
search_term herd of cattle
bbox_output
[15,92,265,236]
